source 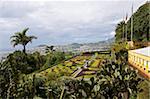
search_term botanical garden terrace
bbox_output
[128,46,150,79]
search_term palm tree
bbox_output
[10,28,37,53]
[45,45,54,53]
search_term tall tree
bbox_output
[115,21,126,41]
[45,45,54,53]
[115,2,150,42]
[10,28,37,53]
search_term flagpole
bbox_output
[131,4,133,41]
[122,17,125,41]
[125,13,128,41]
[126,23,127,41]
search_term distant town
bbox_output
[29,38,114,54]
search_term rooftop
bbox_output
[132,46,150,57]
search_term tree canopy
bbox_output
[10,28,37,53]
[115,2,150,42]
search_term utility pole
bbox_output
[131,4,133,41]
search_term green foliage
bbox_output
[111,42,129,64]
[16,74,47,98]
[0,45,144,99]
[115,21,126,41]
[5,51,46,74]
[10,28,37,53]
[0,56,20,98]
[45,45,54,53]
[62,60,143,99]
[96,60,143,99]
[137,80,150,99]
[63,77,100,99]
[32,51,47,70]
[0,51,46,98]
[45,80,62,99]
[0,27,146,99]
[43,51,65,69]
[115,2,150,41]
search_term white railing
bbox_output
[128,50,150,79]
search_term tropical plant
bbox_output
[32,51,46,70]
[45,80,62,99]
[43,51,65,69]
[96,60,143,99]
[115,2,150,42]
[63,77,101,99]
[10,28,37,53]
[0,55,19,98]
[45,45,54,53]
[111,42,129,62]
[1,51,46,74]
[115,21,126,41]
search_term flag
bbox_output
[125,13,128,23]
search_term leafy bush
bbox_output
[5,51,46,74]
[96,60,143,99]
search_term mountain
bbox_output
[55,38,114,52]
[32,38,114,53]
[69,43,82,49]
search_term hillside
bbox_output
[30,38,114,54]
[115,2,150,41]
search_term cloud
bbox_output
[110,31,116,36]
[0,0,147,50]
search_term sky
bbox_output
[0,0,147,51]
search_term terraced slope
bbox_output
[37,54,106,80]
